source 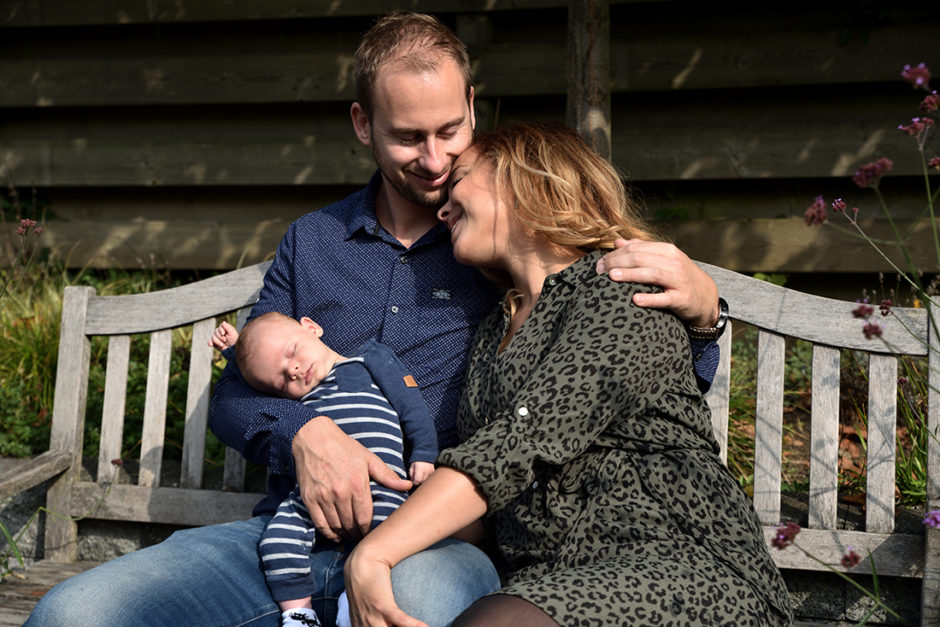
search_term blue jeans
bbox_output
[26,516,499,627]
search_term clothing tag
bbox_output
[403,375,418,388]
[431,288,452,300]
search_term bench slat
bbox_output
[45,285,96,562]
[69,482,265,527]
[705,323,732,463]
[809,345,840,529]
[753,329,785,524]
[181,319,215,489]
[699,262,928,355]
[765,527,923,578]
[866,354,897,534]
[223,447,248,492]
[84,262,271,335]
[139,329,172,488]
[98,335,130,483]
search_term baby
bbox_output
[211,312,437,627]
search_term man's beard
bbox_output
[373,146,449,211]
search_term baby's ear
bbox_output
[299,317,324,337]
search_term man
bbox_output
[27,12,721,627]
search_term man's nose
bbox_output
[419,138,446,175]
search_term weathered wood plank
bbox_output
[926,297,940,624]
[2,214,937,275]
[808,345,839,530]
[705,324,731,464]
[0,92,924,186]
[0,560,101,627]
[0,0,586,26]
[138,329,172,488]
[753,329,785,524]
[700,259,928,355]
[0,449,70,498]
[69,482,265,526]
[1,17,935,104]
[44,285,94,562]
[181,318,215,489]
[866,354,897,534]
[566,0,611,159]
[83,263,270,335]
[223,447,248,493]
[765,527,923,579]
[96,334,130,483]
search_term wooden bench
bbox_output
[1,260,937,624]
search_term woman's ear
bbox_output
[350,102,372,146]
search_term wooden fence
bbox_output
[1,0,937,274]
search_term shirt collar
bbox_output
[345,171,452,247]
[344,172,384,241]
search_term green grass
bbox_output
[0,261,230,464]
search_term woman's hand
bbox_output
[344,546,429,627]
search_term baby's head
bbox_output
[236,312,342,399]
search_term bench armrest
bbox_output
[0,449,72,498]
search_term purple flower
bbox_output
[832,198,846,213]
[902,62,931,89]
[853,158,893,188]
[853,299,874,319]
[899,117,934,137]
[879,299,893,316]
[804,195,828,226]
[863,321,883,339]
[924,509,940,529]
[921,91,939,113]
[771,521,801,549]
[841,547,861,568]
[930,157,940,171]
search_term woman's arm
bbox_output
[344,467,487,627]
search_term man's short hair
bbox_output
[354,11,472,118]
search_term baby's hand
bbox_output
[409,461,435,486]
[209,321,238,350]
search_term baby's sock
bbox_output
[281,607,321,627]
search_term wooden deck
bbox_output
[0,561,98,626]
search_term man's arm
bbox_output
[595,238,722,390]
[207,220,408,541]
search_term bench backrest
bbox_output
[699,262,938,622]
[41,260,939,621]
[44,261,271,561]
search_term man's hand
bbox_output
[596,239,720,328]
[293,417,412,542]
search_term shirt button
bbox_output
[399,255,408,264]
[517,406,529,417]
[532,481,539,489]
[390,305,399,314]
[547,276,557,286]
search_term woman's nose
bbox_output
[437,202,451,222]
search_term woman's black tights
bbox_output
[452,594,560,627]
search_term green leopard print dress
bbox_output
[438,251,793,626]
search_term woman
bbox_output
[344,122,792,626]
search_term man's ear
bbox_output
[468,86,476,131]
[299,317,324,337]
[350,102,372,146]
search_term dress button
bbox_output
[517,406,529,417]
[390,305,399,314]
[399,255,408,264]
[547,276,557,286]
[532,481,539,489]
